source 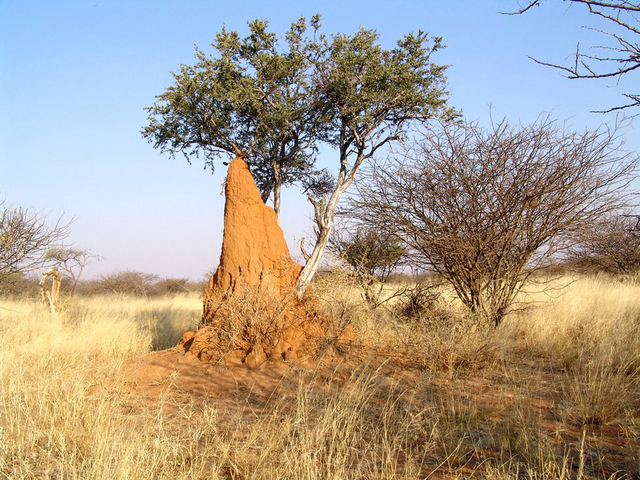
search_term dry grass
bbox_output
[503,274,640,372]
[0,274,638,479]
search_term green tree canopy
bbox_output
[329,226,406,306]
[142,16,330,215]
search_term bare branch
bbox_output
[45,247,103,295]
[506,0,640,113]
[299,238,311,262]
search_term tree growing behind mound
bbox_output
[293,25,455,297]
[353,116,638,326]
[329,226,406,306]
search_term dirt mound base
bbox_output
[181,289,331,369]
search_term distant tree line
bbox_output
[0,270,208,298]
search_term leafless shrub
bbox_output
[0,272,39,297]
[569,212,640,277]
[151,277,194,295]
[395,282,442,319]
[93,271,159,296]
[353,116,638,326]
[0,200,71,280]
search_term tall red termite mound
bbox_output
[180,158,326,369]
[203,157,301,311]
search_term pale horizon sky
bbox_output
[1,0,638,280]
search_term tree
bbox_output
[569,212,640,274]
[45,247,103,295]
[143,17,330,216]
[0,200,71,281]
[508,0,640,112]
[294,27,455,297]
[145,17,453,297]
[329,226,406,306]
[352,117,638,326]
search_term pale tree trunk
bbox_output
[295,223,331,297]
[295,124,391,298]
[273,168,282,218]
[295,151,360,299]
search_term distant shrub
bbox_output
[569,214,640,277]
[151,278,192,295]
[90,271,159,296]
[329,227,406,307]
[395,282,441,319]
[0,272,39,298]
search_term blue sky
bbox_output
[1,0,638,280]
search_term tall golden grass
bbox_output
[506,274,640,371]
[0,275,637,478]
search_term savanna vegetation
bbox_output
[2,6,640,479]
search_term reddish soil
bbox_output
[117,347,299,413]
[114,352,636,479]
